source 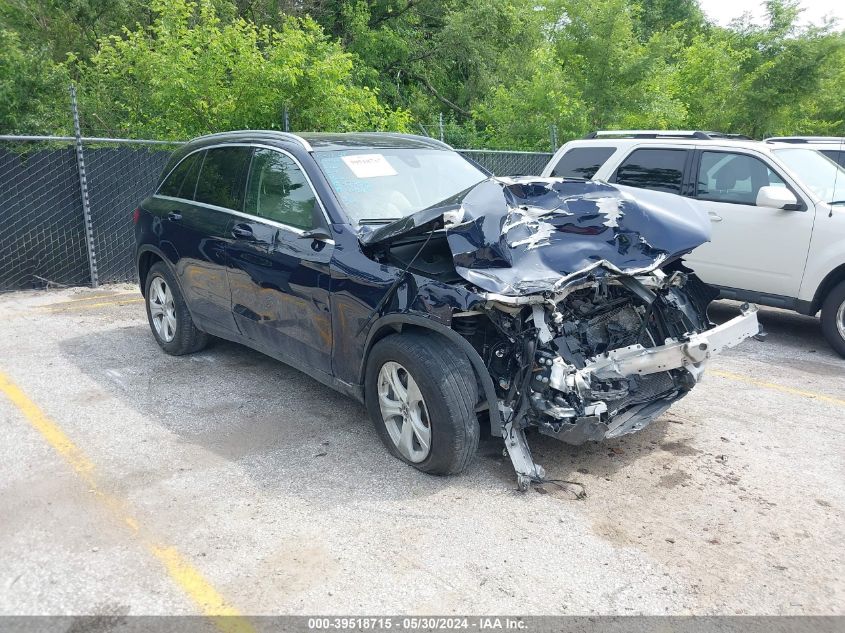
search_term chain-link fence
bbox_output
[459,150,552,177]
[0,135,552,292]
[0,138,179,291]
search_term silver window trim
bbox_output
[154,142,332,235]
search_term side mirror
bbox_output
[756,186,800,210]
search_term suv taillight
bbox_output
[132,208,141,224]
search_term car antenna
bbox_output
[831,138,844,218]
[356,229,436,337]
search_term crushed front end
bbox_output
[361,176,761,490]
[477,270,759,490]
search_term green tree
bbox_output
[80,0,410,138]
[0,29,71,134]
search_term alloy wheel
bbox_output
[377,361,432,463]
[149,276,177,343]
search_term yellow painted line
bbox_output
[710,369,845,407]
[0,373,95,476]
[0,370,255,632]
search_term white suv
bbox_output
[541,131,845,356]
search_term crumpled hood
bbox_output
[361,177,712,296]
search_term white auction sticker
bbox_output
[341,154,398,178]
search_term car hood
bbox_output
[360,177,711,296]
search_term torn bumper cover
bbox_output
[539,304,760,444]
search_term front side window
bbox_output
[614,149,688,194]
[314,148,487,223]
[194,146,252,210]
[697,152,785,205]
[551,146,615,179]
[244,149,317,230]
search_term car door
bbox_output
[153,147,247,334]
[682,149,814,298]
[226,147,334,375]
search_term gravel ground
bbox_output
[0,284,843,616]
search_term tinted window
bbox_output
[194,146,252,210]
[614,149,688,194]
[158,153,199,198]
[244,149,317,230]
[551,147,615,179]
[697,152,785,205]
[820,149,845,168]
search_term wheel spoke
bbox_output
[165,313,177,339]
[378,393,403,419]
[397,417,415,458]
[388,366,407,402]
[406,379,423,408]
[409,409,430,453]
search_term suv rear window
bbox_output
[614,148,689,194]
[551,147,615,179]
[194,146,252,211]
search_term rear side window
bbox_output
[158,153,199,198]
[551,147,615,179]
[244,149,317,230]
[614,148,688,194]
[820,149,845,168]
[194,146,252,210]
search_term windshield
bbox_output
[314,148,487,223]
[773,147,845,204]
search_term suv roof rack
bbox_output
[584,130,752,140]
[765,136,845,144]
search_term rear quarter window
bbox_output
[194,146,252,211]
[158,153,199,198]
[820,149,845,168]
[613,148,689,194]
[551,146,616,179]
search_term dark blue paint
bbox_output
[135,132,711,401]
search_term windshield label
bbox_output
[341,154,398,178]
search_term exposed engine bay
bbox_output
[362,176,761,490]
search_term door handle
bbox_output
[232,224,254,239]
[167,211,182,221]
[708,211,723,222]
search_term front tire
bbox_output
[820,280,845,358]
[144,262,208,356]
[365,333,480,475]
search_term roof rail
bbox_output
[765,136,845,144]
[192,130,314,151]
[584,130,752,140]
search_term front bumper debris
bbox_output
[502,304,760,491]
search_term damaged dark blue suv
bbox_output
[134,131,759,490]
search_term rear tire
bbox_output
[820,280,845,358]
[365,332,480,475]
[144,261,208,356]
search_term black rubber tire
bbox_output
[365,332,480,475]
[144,261,208,356]
[820,280,845,358]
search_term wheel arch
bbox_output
[810,263,845,315]
[359,314,503,433]
[136,244,178,297]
